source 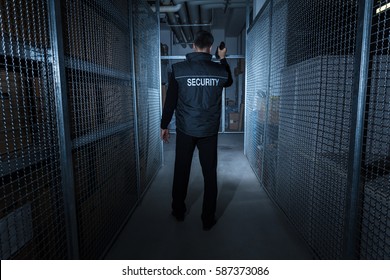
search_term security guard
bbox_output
[160,30,233,230]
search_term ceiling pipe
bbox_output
[201,3,248,9]
[173,0,194,43]
[167,12,187,48]
[173,0,247,4]
[150,3,182,13]
[200,6,212,32]
[154,1,249,47]
[187,3,201,37]
[157,1,187,48]
[174,1,247,31]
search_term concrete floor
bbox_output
[105,133,313,260]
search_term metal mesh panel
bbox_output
[63,0,138,259]
[133,0,162,193]
[359,1,390,259]
[1,0,162,259]
[247,0,359,259]
[0,0,68,259]
[246,3,270,180]
[226,58,245,133]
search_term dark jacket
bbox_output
[161,52,233,137]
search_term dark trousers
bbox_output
[172,130,218,222]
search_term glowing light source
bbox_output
[376,3,390,14]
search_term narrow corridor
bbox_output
[105,134,313,259]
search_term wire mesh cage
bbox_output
[246,2,270,182]
[1,0,162,259]
[359,0,390,259]
[132,0,162,194]
[0,0,68,259]
[246,0,389,259]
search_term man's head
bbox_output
[193,30,214,53]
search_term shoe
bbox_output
[202,219,217,231]
[171,211,185,222]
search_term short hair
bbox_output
[193,30,214,49]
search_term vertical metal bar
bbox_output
[244,0,250,155]
[47,0,79,259]
[156,0,164,166]
[221,88,226,132]
[129,0,141,199]
[260,0,273,182]
[344,0,373,259]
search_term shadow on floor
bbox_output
[105,133,313,260]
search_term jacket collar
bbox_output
[186,52,212,62]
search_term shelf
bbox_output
[72,122,132,149]
[1,122,134,175]
[1,145,53,176]
[65,57,131,81]
[296,150,349,178]
[0,41,47,62]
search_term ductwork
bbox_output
[158,0,187,48]
[166,12,187,48]
[201,3,248,9]
[174,0,247,4]
[154,0,248,47]
[173,1,193,43]
[175,1,247,29]
[187,2,201,36]
[150,3,182,13]
[200,5,212,32]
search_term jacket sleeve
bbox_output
[160,68,178,129]
[220,58,233,87]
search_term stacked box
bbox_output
[77,188,103,259]
[95,135,122,186]
[228,112,240,130]
[268,96,280,125]
[72,145,98,202]
[360,176,390,259]
[0,70,33,159]
[0,161,64,259]
[68,82,98,139]
[0,0,48,48]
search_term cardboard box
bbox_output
[0,162,61,258]
[72,146,98,201]
[95,134,122,186]
[269,96,280,125]
[68,82,99,139]
[1,70,33,158]
[229,112,240,130]
[99,83,130,125]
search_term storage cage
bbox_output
[0,0,162,259]
[246,0,390,259]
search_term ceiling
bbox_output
[147,1,249,47]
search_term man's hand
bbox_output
[218,46,227,60]
[161,129,170,143]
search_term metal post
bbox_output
[156,1,164,166]
[47,0,79,259]
[129,0,142,199]
[244,0,250,155]
[344,0,373,259]
[261,0,273,182]
[222,88,226,132]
